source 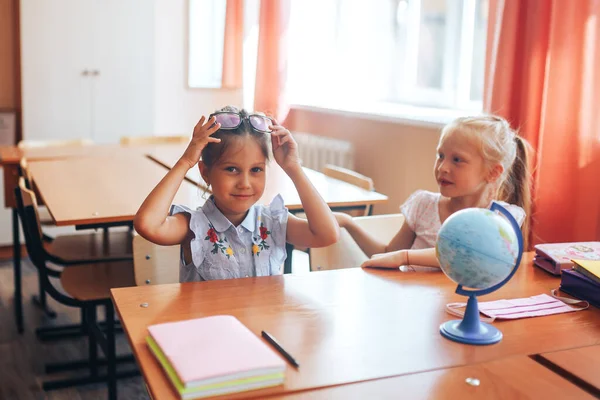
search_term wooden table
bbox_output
[0,143,187,208]
[146,145,389,212]
[538,345,600,393]
[269,356,596,399]
[27,153,204,227]
[111,254,600,399]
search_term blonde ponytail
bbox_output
[497,136,532,249]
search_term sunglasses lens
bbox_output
[214,113,241,129]
[249,115,272,132]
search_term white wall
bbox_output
[153,0,243,134]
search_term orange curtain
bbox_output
[484,0,600,245]
[221,0,244,88]
[254,0,291,122]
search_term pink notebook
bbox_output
[534,242,600,275]
[147,315,286,388]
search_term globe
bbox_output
[436,208,520,290]
[436,202,524,345]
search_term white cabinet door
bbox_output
[20,0,94,141]
[20,0,155,144]
[90,0,154,143]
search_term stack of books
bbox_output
[560,259,600,308]
[533,242,600,275]
[146,315,286,399]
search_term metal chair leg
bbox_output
[13,209,24,334]
[284,243,294,274]
[106,303,117,400]
[32,291,58,318]
[87,305,99,378]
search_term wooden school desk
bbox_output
[111,254,600,400]
[538,345,600,394]
[27,153,204,227]
[267,356,595,399]
[0,143,187,209]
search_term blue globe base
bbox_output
[440,320,502,345]
[439,295,502,345]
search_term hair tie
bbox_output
[514,134,520,143]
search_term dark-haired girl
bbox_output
[134,106,339,281]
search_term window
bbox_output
[287,0,489,113]
[188,0,226,88]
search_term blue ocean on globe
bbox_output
[436,208,520,290]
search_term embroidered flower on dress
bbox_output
[253,223,271,256]
[205,223,233,259]
[260,226,269,240]
[207,227,219,243]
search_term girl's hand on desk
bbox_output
[361,249,407,269]
[179,116,222,169]
[270,122,301,174]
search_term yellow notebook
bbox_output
[572,259,600,285]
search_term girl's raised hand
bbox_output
[179,116,222,169]
[270,121,301,173]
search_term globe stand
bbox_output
[437,202,524,346]
[440,294,502,345]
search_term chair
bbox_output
[119,135,189,145]
[17,138,94,149]
[132,233,180,286]
[13,172,133,336]
[310,213,404,271]
[322,164,375,216]
[15,179,137,398]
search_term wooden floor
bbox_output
[0,258,148,400]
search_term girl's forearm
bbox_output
[134,161,190,235]
[286,166,339,244]
[406,248,440,268]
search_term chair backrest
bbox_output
[310,213,405,272]
[322,164,374,191]
[19,158,33,186]
[132,233,180,285]
[120,135,189,146]
[16,178,90,307]
[15,178,53,272]
[16,177,44,243]
[17,138,94,149]
[322,164,375,216]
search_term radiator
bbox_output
[293,132,355,171]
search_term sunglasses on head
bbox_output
[210,111,274,133]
